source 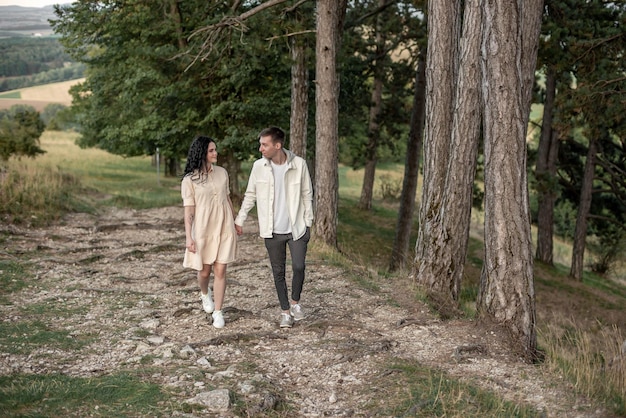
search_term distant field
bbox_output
[0,78,84,111]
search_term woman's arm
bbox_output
[184,205,196,253]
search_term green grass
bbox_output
[0,372,178,417]
[371,359,540,417]
[0,320,94,354]
[0,131,181,227]
[0,260,29,304]
[0,91,21,99]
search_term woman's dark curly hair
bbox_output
[182,135,216,182]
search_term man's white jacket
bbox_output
[235,149,314,240]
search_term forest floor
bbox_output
[1,206,623,417]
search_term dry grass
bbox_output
[0,78,83,111]
[540,318,625,414]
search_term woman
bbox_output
[181,135,237,329]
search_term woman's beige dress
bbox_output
[181,166,237,270]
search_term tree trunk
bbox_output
[477,0,541,362]
[413,0,482,303]
[389,51,426,272]
[570,137,597,280]
[166,156,180,177]
[358,0,386,211]
[314,0,347,247]
[289,37,308,158]
[431,0,483,301]
[535,67,559,264]
[412,0,461,288]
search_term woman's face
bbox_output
[206,141,218,164]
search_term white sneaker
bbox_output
[212,310,225,329]
[200,290,214,314]
[279,312,294,328]
[289,303,305,321]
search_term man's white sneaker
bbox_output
[279,313,294,328]
[212,310,225,329]
[200,291,214,314]
[289,303,305,321]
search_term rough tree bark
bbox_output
[414,0,482,308]
[430,0,483,302]
[290,37,309,158]
[412,0,461,293]
[314,0,347,247]
[389,51,426,272]
[477,0,542,361]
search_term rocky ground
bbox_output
[0,206,614,417]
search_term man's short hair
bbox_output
[259,126,285,146]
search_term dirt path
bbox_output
[0,207,607,416]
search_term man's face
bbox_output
[259,135,280,159]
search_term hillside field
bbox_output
[0,78,83,111]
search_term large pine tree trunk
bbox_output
[433,0,483,301]
[535,67,559,264]
[290,38,308,158]
[358,0,386,211]
[314,0,347,247]
[477,0,541,361]
[412,0,461,293]
[389,51,426,271]
[414,0,481,309]
[570,137,597,280]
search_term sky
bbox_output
[0,0,66,7]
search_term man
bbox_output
[235,126,314,328]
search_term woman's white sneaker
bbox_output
[212,310,225,329]
[200,291,214,314]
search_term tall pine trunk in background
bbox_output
[570,136,597,280]
[535,67,559,265]
[477,0,542,361]
[389,51,426,271]
[314,0,347,247]
[358,0,386,211]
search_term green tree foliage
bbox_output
[0,105,45,163]
[0,38,70,77]
[51,0,293,177]
[0,64,85,92]
[338,0,422,168]
[539,0,626,275]
[0,37,84,92]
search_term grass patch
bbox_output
[539,320,626,416]
[0,372,177,417]
[0,131,181,226]
[372,359,540,417]
[0,161,88,226]
[0,91,21,99]
[0,260,29,304]
[0,319,94,355]
[337,195,416,271]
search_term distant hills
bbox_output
[0,5,64,37]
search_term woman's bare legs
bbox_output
[198,264,213,295]
[212,262,227,311]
